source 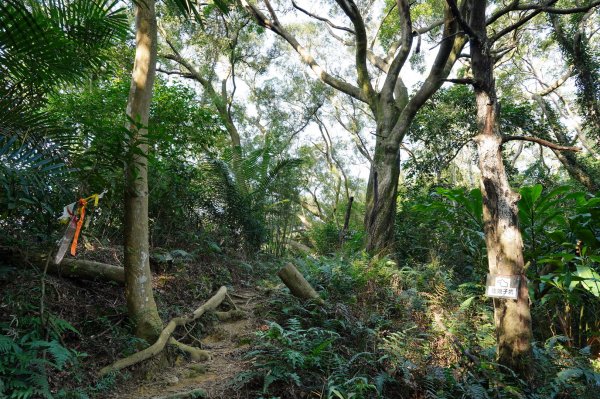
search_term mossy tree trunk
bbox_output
[123,0,162,344]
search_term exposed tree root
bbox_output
[98,286,227,377]
[225,293,239,310]
[170,338,210,361]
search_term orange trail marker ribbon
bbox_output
[54,190,106,264]
[70,198,87,256]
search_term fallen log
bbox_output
[98,286,228,377]
[48,258,124,283]
[277,263,324,305]
[4,248,124,284]
[287,240,313,255]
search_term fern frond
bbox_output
[0,334,21,354]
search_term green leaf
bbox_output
[459,296,476,311]
[213,0,230,14]
[574,265,600,297]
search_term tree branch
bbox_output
[446,0,480,42]
[335,0,376,104]
[240,0,366,102]
[484,0,600,27]
[494,0,600,17]
[391,3,466,144]
[502,135,581,152]
[367,50,390,73]
[490,2,557,43]
[326,24,354,46]
[444,77,474,85]
[489,0,600,43]
[486,0,520,26]
[291,0,355,34]
[370,2,396,49]
[369,19,444,72]
[156,68,194,79]
[381,0,413,105]
[523,57,573,97]
[160,44,242,147]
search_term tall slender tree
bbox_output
[123,0,163,343]
[446,0,599,374]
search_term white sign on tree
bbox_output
[485,274,520,299]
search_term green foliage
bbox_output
[235,311,384,398]
[406,85,476,181]
[238,255,477,398]
[43,63,305,253]
[239,319,340,393]
[431,337,600,399]
[0,0,127,241]
[397,185,486,279]
[378,0,444,50]
[0,134,69,228]
[518,184,600,348]
[0,0,128,93]
[0,317,85,399]
[309,222,340,255]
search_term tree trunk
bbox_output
[123,0,162,344]
[475,131,533,373]
[364,133,401,253]
[468,0,532,374]
[339,196,354,244]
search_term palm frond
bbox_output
[0,133,69,214]
[0,0,128,91]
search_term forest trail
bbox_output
[112,287,262,399]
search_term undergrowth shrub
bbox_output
[234,308,388,398]
[0,316,85,399]
[240,250,600,398]
[309,222,342,256]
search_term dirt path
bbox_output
[111,287,262,399]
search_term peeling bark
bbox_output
[465,0,533,374]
